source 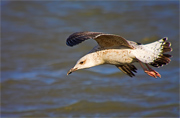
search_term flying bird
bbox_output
[66,32,172,78]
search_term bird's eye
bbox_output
[79,61,84,64]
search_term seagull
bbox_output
[66,31,172,78]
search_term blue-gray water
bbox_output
[1,1,179,117]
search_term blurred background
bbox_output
[1,1,179,117]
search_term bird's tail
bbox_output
[135,37,172,67]
[149,37,172,67]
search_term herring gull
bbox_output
[66,32,172,78]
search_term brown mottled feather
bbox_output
[94,34,133,48]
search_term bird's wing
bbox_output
[116,64,137,77]
[66,31,133,49]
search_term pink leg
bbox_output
[145,64,161,78]
[139,61,160,78]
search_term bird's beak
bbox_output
[67,68,78,75]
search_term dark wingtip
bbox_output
[66,39,73,47]
[117,64,137,77]
[66,32,85,47]
[66,32,103,47]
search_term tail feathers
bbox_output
[150,54,172,67]
[161,38,172,53]
[150,37,172,67]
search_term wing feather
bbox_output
[66,32,103,46]
[116,64,137,77]
[66,31,133,48]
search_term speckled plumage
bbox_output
[66,32,172,78]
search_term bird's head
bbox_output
[67,53,103,75]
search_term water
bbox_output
[1,1,179,117]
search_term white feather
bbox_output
[132,38,167,63]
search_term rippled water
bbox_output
[1,1,179,117]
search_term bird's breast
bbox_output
[100,49,135,65]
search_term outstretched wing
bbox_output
[66,31,133,48]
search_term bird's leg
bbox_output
[145,64,161,78]
[138,61,157,78]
